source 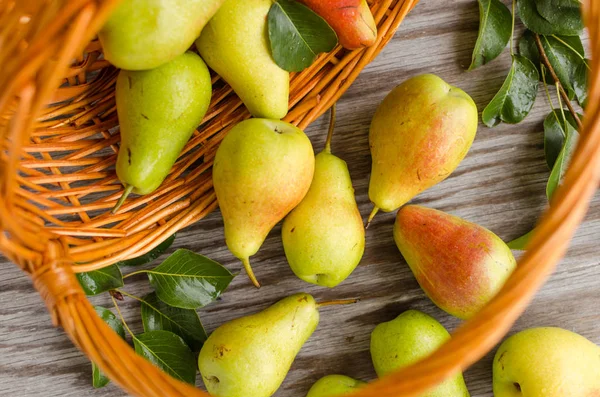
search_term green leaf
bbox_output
[539,35,586,99]
[547,121,579,200]
[507,229,535,250]
[518,30,544,80]
[518,0,582,36]
[534,0,583,34]
[573,59,589,108]
[76,264,123,296]
[543,108,581,169]
[133,330,197,385]
[146,249,234,309]
[482,54,539,127]
[544,110,568,169]
[117,234,176,267]
[469,0,513,70]
[268,0,338,72]
[140,292,207,352]
[92,306,126,388]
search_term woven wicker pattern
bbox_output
[0,0,598,396]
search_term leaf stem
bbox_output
[509,0,516,55]
[122,269,148,279]
[316,298,360,308]
[534,33,583,131]
[111,294,135,338]
[324,104,336,154]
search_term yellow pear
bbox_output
[213,119,314,287]
[282,108,365,287]
[199,293,319,397]
[196,0,289,119]
[494,327,600,396]
[367,74,478,224]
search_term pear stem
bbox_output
[241,257,261,288]
[112,184,134,214]
[324,103,336,154]
[316,298,359,308]
[365,206,379,229]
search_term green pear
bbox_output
[370,310,469,397]
[199,293,319,397]
[114,52,212,210]
[393,205,516,319]
[196,0,289,119]
[213,119,314,287]
[99,0,225,70]
[307,375,366,397]
[282,110,365,288]
[367,74,478,224]
[493,327,600,397]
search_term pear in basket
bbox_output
[197,0,289,119]
[213,119,314,287]
[198,293,319,397]
[113,52,212,212]
[393,205,517,320]
[371,310,470,397]
[99,0,225,70]
[367,74,478,225]
[298,0,377,50]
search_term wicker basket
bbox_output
[1,0,599,396]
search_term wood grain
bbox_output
[0,1,598,396]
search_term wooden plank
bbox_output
[0,1,597,396]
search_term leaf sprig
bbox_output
[469,0,588,249]
[79,239,235,388]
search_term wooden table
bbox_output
[1,1,598,396]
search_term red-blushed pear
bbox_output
[367,74,478,225]
[393,205,516,319]
[298,0,377,50]
[493,327,600,397]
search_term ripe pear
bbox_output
[99,0,225,70]
[196,0,289,119]
[298,0,377,50]
[213,119,314,287]
[307,375,366,397]
[370,310,470,397]
[493,327,600,396]
[114,52,212,210]
[198,293,319,397]
[282,109,365,288]
[367,74,478,223]
[393,205,517,319]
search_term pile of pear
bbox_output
[102,0,381,212]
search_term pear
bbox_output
[307,375,366,397]
[213,119,314,287]
[282,108,365,288]
[196,0,289,119]
[393,205,517,319]
[298,0,377,49]
[367,74,478,224]
[114,52,212,211]
[198,293,320,397]
[370,310,470,397]
[99,0,225,70]
[494,327,600,396]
